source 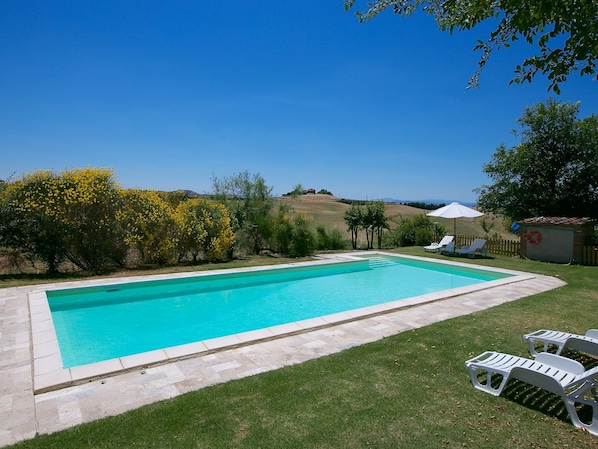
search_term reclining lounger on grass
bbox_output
[423,235,454,252]
[454,238,487,258]
[440,241,455,255]
[525,329,598,357]
[465,351,598,435]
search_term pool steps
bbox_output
[367,257,397,269]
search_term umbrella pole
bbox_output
[453,218,456,246]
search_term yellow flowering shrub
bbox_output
[1,167,237,271]
[174,198,235,262]
[118,189,177,265]
[4,167,125,272]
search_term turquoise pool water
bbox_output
[47,256,511,368]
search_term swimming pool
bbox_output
[46,254,512,368]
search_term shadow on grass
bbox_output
[0,255,303,288]
[437,252,495,260]
[0,263,188,286]
[497,351,598,426]
[0,271,90,283]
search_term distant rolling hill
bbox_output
[278,194,509,244]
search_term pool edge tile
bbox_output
[295,317,329,330]
[34,369,72,394]
[236,328,276,343]
[70,358,126,382]
[202,334,244,350]
[120,350,169,369]
[33,352,64,376]
[266,322,304,336]
[320,311,354,324]
[164,341,209,359]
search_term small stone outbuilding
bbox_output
[519,217,597,264]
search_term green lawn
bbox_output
[7,249,598,449]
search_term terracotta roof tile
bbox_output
[520,217,597,226]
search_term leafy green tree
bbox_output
[290,212,316,257]
[212,171,275,255]
[479,218,496,238]
[315,225,347,250]
[270,205,294,255]
[344,203,363,249]
[394,214,434,247]
[344,0,598,92]
[369,201,390,249]
[267,205,318,257]
[290,184,304,198]
[361,204,373,250]
[359,201,390,249]
[475,99,598,221]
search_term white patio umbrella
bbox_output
[426,202,483,238]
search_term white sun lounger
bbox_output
[524,329,598,357]
[423,235,453,252]
[465,351,598,435]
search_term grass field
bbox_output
[5,247,598,449]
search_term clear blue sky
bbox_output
[2,2,597,202]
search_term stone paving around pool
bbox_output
[0,257,566,447]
